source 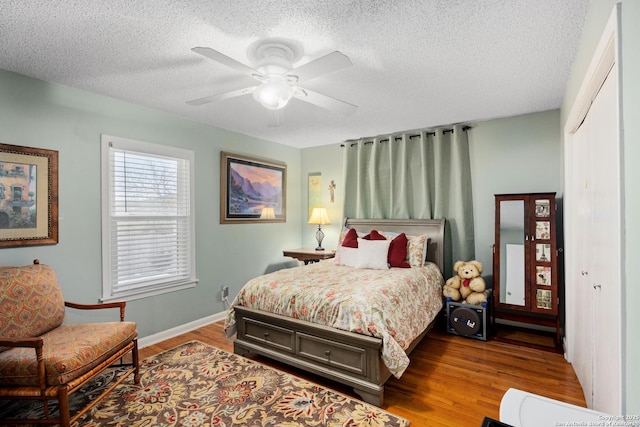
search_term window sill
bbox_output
[101,278,199,303]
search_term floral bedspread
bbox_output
[224,259,444,378]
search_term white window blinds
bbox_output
[101,135,196,301]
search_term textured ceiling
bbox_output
[0,0,589,148]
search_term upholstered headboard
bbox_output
[343,218,446,273]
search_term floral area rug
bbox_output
[0,340,409,426]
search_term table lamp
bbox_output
[308,207,330,251]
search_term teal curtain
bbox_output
[342,124,474,275]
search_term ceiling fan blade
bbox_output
[286,51,352,83]
[267,109,284,127]
[186,86,257,106]
[294,88,358,116]
[191,47,262,78]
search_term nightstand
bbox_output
[283,248,336,265]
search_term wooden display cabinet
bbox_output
[492,193,562,351]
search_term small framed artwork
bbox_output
[536,289,552,310]
[220,151,286,223]
[535,199,550,217]
[535,243,551,262]
[0,143,58,247]
[308,172,321,218]
[536,221,550,239]
[536,266,552,286]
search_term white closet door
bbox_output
[568,62,622,414]
[588,67,622,414]
[565,5,622,414]
[570,107,593,406]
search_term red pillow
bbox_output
[388,233,410,268]
[342,228,359,248]
[363,230,410,268]
[363,229,386,241]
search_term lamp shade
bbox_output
[260,207,276,219]
[308,207,330,225]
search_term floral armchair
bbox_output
[0,260,140,426]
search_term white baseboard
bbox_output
[138,311,227,349]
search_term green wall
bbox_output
[300,144,345,250]
[561,0,640,414]
[468,110,562,280]
[0,69,303,338]
[300,110,563,280]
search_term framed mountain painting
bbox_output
[220,151,286,224]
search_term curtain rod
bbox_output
[340,125,472,148]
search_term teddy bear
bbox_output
[442,260,487,305]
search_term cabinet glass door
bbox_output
[498,199,526,307]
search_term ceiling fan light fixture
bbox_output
[253,76,294,110]
[188,41,357,119]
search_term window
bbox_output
[12,185,23,201]
[101,134,196,301]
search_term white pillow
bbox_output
[355,238,391,270]
[335,246,358,267]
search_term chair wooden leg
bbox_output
[133,339,141,384]
[58,385,71,427]
[41,395,51,420]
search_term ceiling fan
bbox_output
[186,39,357,126]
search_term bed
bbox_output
[225,218,445,406]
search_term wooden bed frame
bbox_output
[233,218,445,406]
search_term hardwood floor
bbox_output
[139,320,586,427]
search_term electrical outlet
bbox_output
[221,286,229,299]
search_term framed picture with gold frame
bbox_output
[0,143,58,247]
[308,172,321,218]
[220,151,286,224]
